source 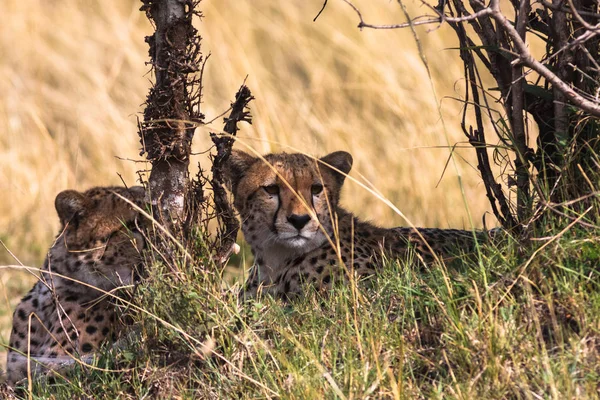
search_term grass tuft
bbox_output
[11,211,599,398]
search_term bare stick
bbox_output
[211,85,254,265]
[452,16,518,229]
[342,0,492,29]
[511,0,531,219]
[313,0,328,22]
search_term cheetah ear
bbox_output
[224,149,258,190]
[55,190,88,225]
[319,151,353,186]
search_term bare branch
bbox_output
[450,9,518,228]
[567,0,600,30]
[343,0,600,117]
[490,2,600,117]
[341,0,492,30]
[313,0,328,22]
[540,0,600,19]
[511,0,532,217]
[338,0,600,229]
[211,85,254,266]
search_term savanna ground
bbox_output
[1,0,599,398]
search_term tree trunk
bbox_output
[140,0,202,224]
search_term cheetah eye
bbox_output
[263,184,280,195]
[311,184,324,195]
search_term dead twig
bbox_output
[313,0,328,22]
[342,0,492,29]
[211,84,255,266]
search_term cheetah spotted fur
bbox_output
[225,150,491,299]
[6,186,146,385]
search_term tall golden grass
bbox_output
[0,0,495,269]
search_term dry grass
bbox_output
[2,3,598,397]
[1,0,495,267]
[0,0,502,385]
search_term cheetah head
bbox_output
[225,150,353,255]
[50,186,147,293]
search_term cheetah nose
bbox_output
[287,214,311,230]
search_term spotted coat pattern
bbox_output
[225,150,489,299]
[6,186,146,385]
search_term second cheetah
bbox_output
[6,186,147,385]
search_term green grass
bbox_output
[7,214,599,399]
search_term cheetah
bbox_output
[225,150,492,299]
[6,186,147,386]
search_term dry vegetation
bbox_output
[10,2,597,398]
[0,0,502,377]
[0,0,494,267]
[0,0,497,362]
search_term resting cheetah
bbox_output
[225,150,491,299]
[6,186,146,385]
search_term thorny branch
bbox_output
[139,0,204,224]
[211,85,254,265]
